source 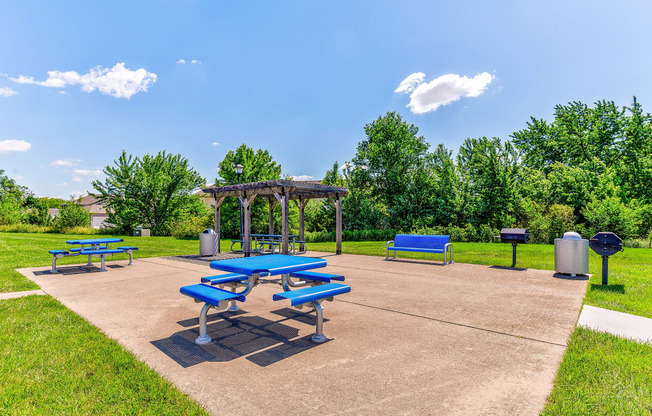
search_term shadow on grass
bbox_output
[153,308,322,368]
[589,283,625,294]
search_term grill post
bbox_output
[602,255,609,285]
[511,242,517,268]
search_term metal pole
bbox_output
[602,255,609,285]
[511,242,517,268]
[237,172,243,241]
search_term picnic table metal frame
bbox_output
[66,238,124,271]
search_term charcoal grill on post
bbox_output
[500,228,529,267]
[588,232,623,285]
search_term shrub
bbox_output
[53,201,90,232]
[170,215,213,238]
[582,196,639,239]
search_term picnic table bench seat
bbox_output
[273,282,351,343]
[117,246,138,265]
[386,234,453,264]
[180,283,247,345]
[201,273,250,285]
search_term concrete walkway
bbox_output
[18,252,587,416]
[578,304,652,344]
[0,289,46,300]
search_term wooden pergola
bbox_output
[203,180,349,256]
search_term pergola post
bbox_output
[274,191,290,255]
[294,197,310,252]
[238,193,258,257]
[213,197,225,253]
[329,194,343,255]
[268,199,277,235]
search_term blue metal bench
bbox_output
[180,283,247,345]
[273,282,351,342]
[117,246,139,265]
[79,249,125,272]
[386,234,453,264]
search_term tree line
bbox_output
[2,97,651,243]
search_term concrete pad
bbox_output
[578,304,652,344]
[18,252,587,416]
[0,289,46,300]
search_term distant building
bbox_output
[48,208,59,218]
[77,195,108,228]
[194,184,216,210]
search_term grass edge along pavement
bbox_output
[0,295,209,416]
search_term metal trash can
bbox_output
[199,228,218,256]
[554,232,589,276]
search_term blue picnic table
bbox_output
[181,254,351,344]
[49,238,138,273]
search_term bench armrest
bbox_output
[386,240,395,249]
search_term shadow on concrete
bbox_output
[384,258,448,267]
[176,309,248,328]
[553,273,590,281]
[490,265,528,271]
[33,265,125,276]
[246,335,323,367]
[152,313,320,368]
[271,307,329,326]
[589,283,625,294]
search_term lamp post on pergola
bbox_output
[234,163,244,241]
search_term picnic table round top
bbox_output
[65,238,124,245]
[210,254,326,276]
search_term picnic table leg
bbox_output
[196,303,214,345]
[311,301,327,343]
[51,256,59,273]
[86,254,93,266]
[127,250,134,265]
[99,255,107,272]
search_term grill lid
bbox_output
[589,232,623,256]
[500,228,529,244]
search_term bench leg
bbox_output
[86,254,93,266]
[127,251,134,266]
[51,256,60,273]
[449,246,454,264]
[196,303,214,345]
[311,301,328,343]
[99,255,107,272]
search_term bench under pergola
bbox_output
[203,180,349,256]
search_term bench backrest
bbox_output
[394,234,450,249]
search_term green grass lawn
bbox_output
[0,295,208,415]
[2,233,652,415]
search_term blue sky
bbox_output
[1,1,651,198]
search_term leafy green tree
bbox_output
[512,100,624,171]
[23,196,50,225]
[425,144,460,226]
[582,195,639,239]
[618,97,652,203]
[457,137,519,228]
[53,200,90,231]
[215,144,285,237]
[0,169,28,225]
[348,111,432,229]
[93,150,206,235]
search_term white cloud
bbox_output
[291,175,314,181]
[212,142,220,146]
[51,158,80,167]
[395,72,494,114]
[72,176,82,182]
[11,62,157,99]
[176,59,186,64]
[0,87,18,97]
[394,72,425,94]
[0,139,31,153]
[74,169,102,176]
[191,59,200,64]
[70,191,85,199]
[57,182,68,187]
[57,90,69,95]
[14,175,23,180]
